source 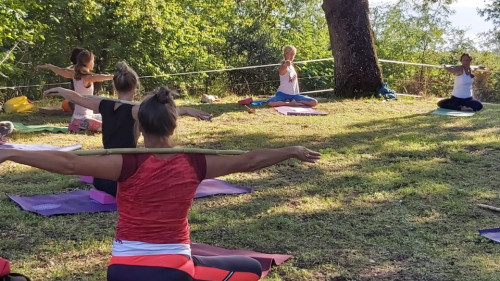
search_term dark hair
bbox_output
[460,53,474,78]
[74,50,94,80]
[113,61,139,93]
[138,87,177,137]
[460,53,472,61]
[70,47,85,65]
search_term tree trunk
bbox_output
[322,0,383,98]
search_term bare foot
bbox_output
[460,106,474,112]
[289,100,299,106]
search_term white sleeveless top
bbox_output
[451,68,474,99]
[277,65,299,95]
[72,78,94,120]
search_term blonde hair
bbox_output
[283,45,297,57]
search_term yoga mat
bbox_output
[0,143,82,151]
[8,179,251,216]
[191,242,292,278]
[274,106,327,116]
[430,108,475,117]
[12,122,68,133]
[479,228,500,243]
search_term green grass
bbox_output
[2,96,500,280]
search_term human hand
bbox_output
[293,146,321,163]
[185,108,212,121]
[43,87,67,98]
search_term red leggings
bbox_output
[107,254,262,281]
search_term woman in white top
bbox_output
[267,45,318,107]
[39,49,114,131]
[438,53,484,112]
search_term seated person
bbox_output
[267,45,318,107]
[438,53,485,112]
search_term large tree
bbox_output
[322,0,383,98]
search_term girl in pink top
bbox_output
[39,49,114,131]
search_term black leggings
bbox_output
[107,255,262,281]
[438,96,483,112]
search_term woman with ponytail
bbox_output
[2,86,321,281]
[44,61,210,196]
[39,49,114,131]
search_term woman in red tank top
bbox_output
[0,87,321,281]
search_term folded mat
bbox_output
[430,108,475,117]
[8,179,251,216]
[12,122,68,133]
[191,242,292,278]
[274,106,327,116]
[0,143,81,151]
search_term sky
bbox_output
[369,0,495,41]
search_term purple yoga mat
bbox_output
[274,106,327,116]
[479,228,500,242]
[8,179,251,216]
[191,242,292,277]
[0,143,82,151]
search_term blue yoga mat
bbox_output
[430,108,475,117]
[479,228,500,242]
[8,179,252,216]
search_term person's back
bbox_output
[71,78,94,120]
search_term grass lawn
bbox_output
[1,96,500,281]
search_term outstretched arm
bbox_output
[130,106,211,121]
[178,107,211,121]
[83,74,114,84]
[0,149,122,180]
[205,146,320,179]
[44,87,101,112]
[38,64,74,79]
[442,65,462,75]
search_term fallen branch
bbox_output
[476,203,500,213]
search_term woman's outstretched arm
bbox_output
[0,149,122,180]
[38,64,74,79]
[205,146,320,179]
[44,87,101,112]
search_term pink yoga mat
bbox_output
[274,106,327,116]
[191,243,292,277]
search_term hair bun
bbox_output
[155,86,176,104]
[114,61,128,75]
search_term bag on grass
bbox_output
[3,96,34,114]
